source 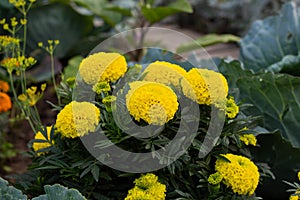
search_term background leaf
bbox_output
[240,1,300,75]
[26,3,93,59]
[141,0,192,24]
[0,177,27,200]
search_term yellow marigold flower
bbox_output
[290,195,299,200]
[33,126,54,156]
[215,153,259,195]
[0,92,12,113]
[181,68,228,107]
[125,173,166,200]
[208,172,223,185]
[55,101,100,138]
[226,96,239,118]
[142,61,187,89]
[298,171,300,181]
[126,81,178,125]
[240,134,257,146]
[92,81,111,94]
[0,80,10,93]
[79,52,127,85]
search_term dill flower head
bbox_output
[142,61,187,89]
[226,96,239,118]
[126,81,179,125]
[0,92,12,113]
[79,52,127,85]
[0,35,19,47]
[125,173,166,200]
[33,126,54,156]
[215,153,260,195]
[240,134,257,146]
[0,80,10,93]
[55,101,100,138]
[181,68,228,107]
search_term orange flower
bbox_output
[0,80,10,93]
[0,92,12,112]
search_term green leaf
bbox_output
[236,72,300,147]
[91,165,100,182]
[32,184,86,200]
[72,0,122,26]
[240,2,300,74]
[26,3,93,59]
[176,34,240,53]
[0,177,27,200]
[62,56,83,84]
[251,131,300,199]
[141,0,192,24]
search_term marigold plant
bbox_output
[0,92,12,113]
[32,126,54,156]
[55,101,100,138]
[126,81,179,125]
[215,153,260,195]
[79,52,127,85]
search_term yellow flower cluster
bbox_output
[181,68,228,107]
[0,35,20,48]
[226,96,239,118]
[32,126,54,156]
[18,84,46,106]
[240,134,257,146]
[126,81,179,125]
[0,56,36,73]
[215,153,259,195]
[142,61,187,89]
[125,173,166,200]
[79,52,127,85]
[92,81,111,94]
[55,101,100,138]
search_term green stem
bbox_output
[50,52,61,105]
[22,13,27,56]
[9,72,37,133]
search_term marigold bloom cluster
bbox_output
[55,101,100,138]
[126,81,179,125]
[142,61,187,89]
[125,173,166,200]
[226,96,239,118]
[79,52,127,85]
[33,126,54,156]
[0,80,10,93]
[215,153,259,195]
[0,92,12,113]
[181,68,228,107]
[240,134,257,146]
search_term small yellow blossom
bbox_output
[92,81,111,94]
[240,134,257,146]
[290,195,299,200]
[32,126,54,156]
[126,81,178,125]
[226,96,239,118]
[20,18,27,25]
[18,84,46,106]
[208,172,223,185]
[79,52,127,85]
[55,101,100,138]
[215,153,259,195]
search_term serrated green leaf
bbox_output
[32,184,86,200]
[240,2,300,75]
[141,0,192,24]
[176,34,240,53]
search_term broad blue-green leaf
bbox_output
[251,131,300,199]
[176,34,240,53]
[72,0,122,26]
[26,3,93,59]
[240,2,300,75]
[141,0,192,24]
[236,72,300,147]
[0,177,27,200]
[32,184,86,200]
